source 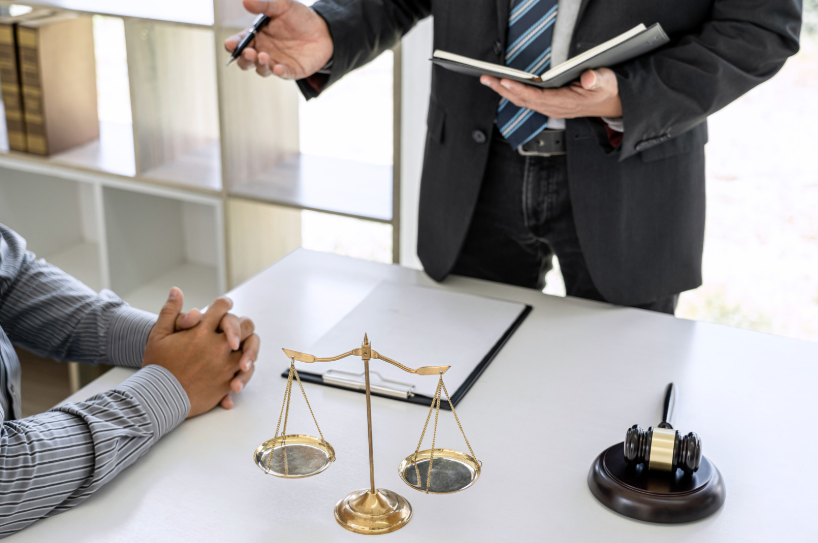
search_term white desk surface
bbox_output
[11,249,818,542]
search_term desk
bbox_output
[11,249,817,541]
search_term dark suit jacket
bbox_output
[300,0,801,305]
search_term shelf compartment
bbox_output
[125,20,221,190]
[231,153,393,222]
[226,198,302,288]
[47,120,136,177]
[0,120,136,177]
[118,261,218,314]
[141,140,221,192]
[0,166,103,291]
[103,186,222,313]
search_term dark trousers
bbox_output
[451,128,679,315]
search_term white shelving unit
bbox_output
[0,1,434,389]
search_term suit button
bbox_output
[471,130,487,144]
[493,40,503,56]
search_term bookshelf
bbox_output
[0,1,432,392]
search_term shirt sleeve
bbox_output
[0,224,156,369]
[0,365,189,537]
[601,117,623,133]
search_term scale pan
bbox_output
[254,434,335,478]
[399,448,481,494]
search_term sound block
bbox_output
[587,442,725,523]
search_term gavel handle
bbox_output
[661,383,676,428]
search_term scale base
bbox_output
[588,443,726,523]
[334,488,412,535]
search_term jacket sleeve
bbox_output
[0,224,156,369]
[297,0,432,99]
[613,0,802,160]
[0,366,189,538]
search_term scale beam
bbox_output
[281,348,450,375]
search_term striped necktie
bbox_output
[496,0,558,149]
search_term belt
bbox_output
[518,128,566,157]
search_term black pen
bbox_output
[226,14,271,66]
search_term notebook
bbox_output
[284,282,531,408]
[432,23,669,89]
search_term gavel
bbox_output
[624,383,702,474]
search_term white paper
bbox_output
[292,282,527,398]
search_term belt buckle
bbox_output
[517,146,565,157]
[517,129,566,157]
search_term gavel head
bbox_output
[624,424,702,474]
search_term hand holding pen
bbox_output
[224,0,333,79]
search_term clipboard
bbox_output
[281,282,532,409]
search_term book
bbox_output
[0,9,53,152]
[432,23,669,89]
[17,13,98,156]
[285,282,531,408]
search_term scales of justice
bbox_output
[253,334,481,535]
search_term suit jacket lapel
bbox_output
[574,0,592,37]
[568,0,593,56]
[496,0,511,46]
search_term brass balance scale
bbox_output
[253,334,480,535]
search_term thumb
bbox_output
[153,287,184,339]
[580,69,599,90]
[243,0,291,17]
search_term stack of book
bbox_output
[0,10,98,156]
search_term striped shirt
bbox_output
[0,224,190,538]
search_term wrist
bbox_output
[311,7,334,73]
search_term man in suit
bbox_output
[226,0,802,314]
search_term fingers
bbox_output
[221,394,235,410]
[224,31,247,53]
[221,316,255,348]
[272,63,293,79]
[498,78,543,107]
[239,317,256,343]
[243,0,292,17]
[237,47,258,70]
[580,69,599,90]
[218,313,242,350]
[230,360,257,393]
[480,75,533,108]
[202,296,234,331]
[239,333,260,372]
[175,308,201,330]
[153,287,184,339]
[256,52,273,77]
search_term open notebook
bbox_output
[432,23,669,89]
[284,282,531,408]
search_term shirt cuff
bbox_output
[601,116,624,132]
[106,306,157,368]
[116,365,190,443]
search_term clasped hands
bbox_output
[142,287,260,418]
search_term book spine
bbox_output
[0,23,27,152]
[16,26,47,156]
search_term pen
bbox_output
[226,14,271,67]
